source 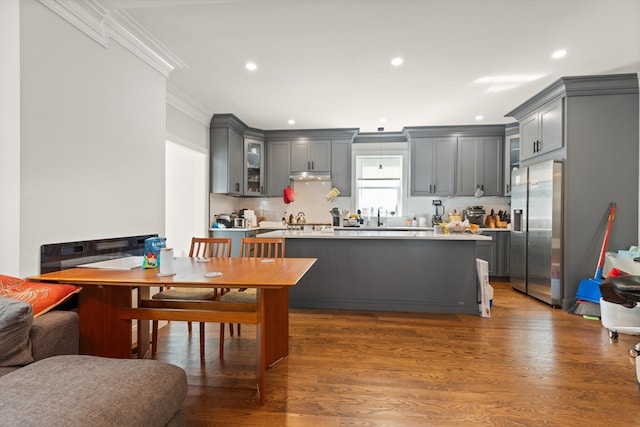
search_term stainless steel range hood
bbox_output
[289,171,331,181]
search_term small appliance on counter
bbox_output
[236,208,257,227]
[214,214,234,228]
[463,206,485,226]
[330,207,341,226]
[432,200,444,226]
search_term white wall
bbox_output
[18,1,166,276]
[166,103,209,152]
[165,140,207,256]
[0,0,21,276]
[165,100,211,255]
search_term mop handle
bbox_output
[594,203,616,279]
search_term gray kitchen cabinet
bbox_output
[503,124,520,195]
[330,139,352,196]
[211,124,244,195]
[497,231,510,277]
[519,98,563,161]
[456,136,503,196]
[506,74,639,308]
[266,140,291,196]
[410,137,456,196]
[477,230,510,278]
[244,137,264,195]
[210,114,265,196]
[476,235,496,277]
[210,229,258,257]
[291,139,331,172]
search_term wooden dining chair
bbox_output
[149,237,231,361]
[218,237,285,360]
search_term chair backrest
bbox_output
[239,237,285,259]
[189,237,232,258]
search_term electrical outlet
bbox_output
[432,200,442,206]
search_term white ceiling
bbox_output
[102,0,640,132]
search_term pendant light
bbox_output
[377,127,384,176]
[377,142,384,177]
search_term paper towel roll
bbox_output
[159,248,175,276]
[418,217,427,227]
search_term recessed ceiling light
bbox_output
[390,57,403,66]
[475,115,484,121]
[288,119,295,125]
[245,62,257,71]
[551,49,567,59]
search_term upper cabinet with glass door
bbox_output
[503,123,520,196]
[210,114,265,196]
[244,138,264,195]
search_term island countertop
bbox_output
[259,229,491,241]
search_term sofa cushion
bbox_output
[0,355,188,427]
[0,297,34,367]
[0,275,81,317]
[30,310,79,361]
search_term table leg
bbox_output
[256,286,289,404]
[256,288,266,405]
[263,287,289,367]
[136,287,150,359]
[78,285,133,358]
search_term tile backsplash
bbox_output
[210,181,510,227]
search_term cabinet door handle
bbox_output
[235,182,240,192]
[307,161,311,170]
[311,161,314,170]
[481,184,484,191]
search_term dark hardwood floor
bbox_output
[152,282,640,426]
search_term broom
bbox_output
[570,203,616,317]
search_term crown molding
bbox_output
[505,73,639,120]
[166,84,212,126]
[39,0,108,46]
[38,0,186,77]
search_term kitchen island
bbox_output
[260,229,491,315]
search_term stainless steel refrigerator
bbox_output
[510,159,563,306]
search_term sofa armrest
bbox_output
[29,310,79,361]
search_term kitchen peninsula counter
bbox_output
[259,229,489,315]
[260,229,491,240]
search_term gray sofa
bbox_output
[0,297,188,426]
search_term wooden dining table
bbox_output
[28,256,316,404]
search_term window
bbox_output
[355,153,404,217]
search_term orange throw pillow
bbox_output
[0,275,81,317]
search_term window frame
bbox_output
[351,142,409,217]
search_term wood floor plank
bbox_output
[152,282,640,426]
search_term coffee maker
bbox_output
[463,206,485,226]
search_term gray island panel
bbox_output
[262,230,484,314]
